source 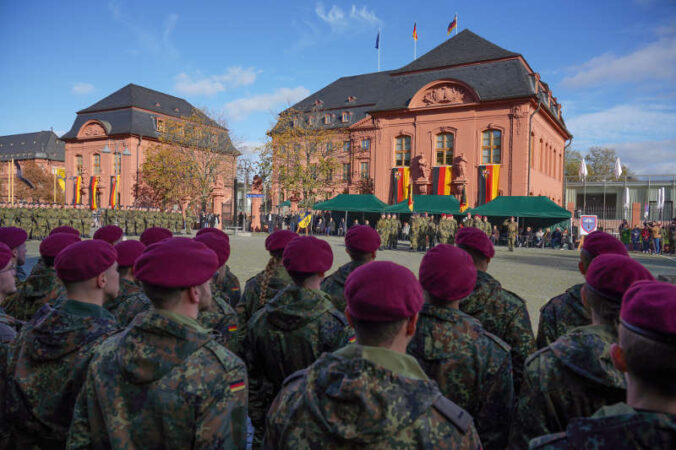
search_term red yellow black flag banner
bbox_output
[478,164,500,205]
[73,176,82,205]
[431,166,453,195]
[109,175,119,208]
[391,167,411,203]
[90,176,99,210]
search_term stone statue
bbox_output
[416,155,430,181]
[454,154,468,181]
[251,175,263,193]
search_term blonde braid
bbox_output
[257,255,282,312]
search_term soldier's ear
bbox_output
[406,313,418,337]
[610,343,627,373]
[344,309,354,328]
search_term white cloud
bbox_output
[315,3,380,30]
[561,35,676,88]
[71,82,94,95]
[108,1,179,58]
[611,139,676,174]
[174,67,259,96]
[224,87,310,121]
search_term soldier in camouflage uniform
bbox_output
[410,245,513,450]
[237,230,297,337]
[462,212,475,228]
[389,214,401,249]
[448,214,458,244]
[195,228,242,308]
[482,216,492,236]
[376,214,387,249]
[5,241,120,448]
[530,280,676,450]
[536,231,629,349]
[321,225,379,312]
[104,240,152,327]
[503,216,518,251]
[509,255,654,449]
[0,227,28,284]
[67,237,248,449]
[246,236,353,448]
[194,232,242,355]
[424,213,437,248]
[409,214,420,251]
[2,233,77,322]
[265,260,481,449]
[0,243,19,450]
[456,227,536,393]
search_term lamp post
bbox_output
[237,159,255,233]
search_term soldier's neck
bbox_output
[627,383,676,415]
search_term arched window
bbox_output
[435,133,454,165]
[530,133,535,168]
[395,136,411,167]
[93,153,101,175]
[539,139,544,172]
[482,130,501,164]
[75,155,83,176]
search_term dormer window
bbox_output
[341,112,351,123]
[308,116,315,126]
[174,107,180,112]
[155,102,161,107]
[156,118,166,132]
[293,117,299,127]
[347,96,357,103]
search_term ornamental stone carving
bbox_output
[80,122,106,138]
[422,84,469,106]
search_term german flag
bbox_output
[391,167,411,203]
[229,380,246,393]
[413,22,418,41]
[90,176,99,210]
[109,175,118,209]
[447,16,457,35]
[73,176,82,205]
[348,335,356,344]
[431,166,452,195]
[228,325,238,333]
[478,164,500,204]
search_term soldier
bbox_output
[5,240,120,448]
[509,254,655,449]
[463,212,474,228]
[134,208,145,236]
[483,216,492,236]
[264,260,481,449]
[503,216,518,251]
[105,240,152,327]
[196,228,241,308]
[17,205,33,241]
[409,213,420,251]
[0,227,28,283]
[438,214,450,244]
[448,214,458,244]
[456,227,535,392]
[425,213,437,248]
[245,236,352,447]
[139,226,172,246]
[410,245,513,450]
[530,280,676,449]
[194,232,241,355]
[93,224,124,245]
[67,237,248,449]
[237,230,297,334]
[321,225,380,311]
[0,243,19,449]
[392,213,402,249]
[536,231,629,349]
[376,213,387,250]
[2,233,78,321]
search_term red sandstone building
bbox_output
[271,30,572,209]
[60,84,238,218]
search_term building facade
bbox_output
[271,30,571,210]
[60,84,239,218]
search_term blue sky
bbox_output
[1,0,674,173]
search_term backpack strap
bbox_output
[282,368,308,387]
[432,395,473,433]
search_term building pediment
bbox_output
[77,120,111,139]
[409,80,479,109]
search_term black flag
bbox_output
[14,160,35,189]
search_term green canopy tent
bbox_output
[384,194,462,215]
[277,200,291,207]
[312,194,389,228]
[468,196,570,219]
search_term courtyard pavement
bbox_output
[24,233,675,330]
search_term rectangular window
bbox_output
[93,154,101,175]
[324,114,332,124]
[435,133,454,165]
[395,136,411,167]
[360,162,369,179]
[76,155,83,176]
[342,112,350,123]
[361,139,370,150]
[342,163,350,181]
[156,118,165,132]
[326,142,333,153]
[343,141,351,152]
[482,130,501,164]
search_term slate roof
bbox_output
[0,131,65,162]
[61,84,238,154]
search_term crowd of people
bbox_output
[0,219,674,449]
[620,219,676,255]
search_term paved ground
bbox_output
[24,233,675,329]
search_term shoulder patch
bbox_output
[282,368,308,387]
[482,330,511,352]
[328,309,348,326]
[432,395,473,433]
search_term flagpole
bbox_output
[378,29,381,72]
[414,38,416,60]
[456,12,458,36]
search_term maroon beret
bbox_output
[456,227,495,259]
[140,227,173,246]
[55,240,117,282]
[0,227,28,249]
[196,227,229,241]
[39,233,81,258]
[93,225,124,244]
[265,230,298,252]
[345,225,381,253]
[115,240,146,267]
[194,233,230,267]
[282,236,332,274]
[585,254,654,303]
[419,245,477,302]
[134,237,219,288]
[49,226,80,236]
[621,280,676,343]
[0,243,12,270]
[582,231,628,259]
[345,261,423,322]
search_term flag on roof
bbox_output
[447,15,457,35]
[375,31,380,49]
[412,22,418,41]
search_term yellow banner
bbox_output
[298,213,312,229]
[56,168,66,191]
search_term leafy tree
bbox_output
[6,161,65,203]
[565,146,634,181]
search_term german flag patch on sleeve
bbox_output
[229,380,246,393]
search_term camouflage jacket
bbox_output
[221,265,241,308]
[509,324,626,450]
[536,284,591,349]
[529,402,676,449]
[408,303,514,450]
[264,344,481,449]
[460,270,536,392]
[245,285,353,436]
[104,278,152,328]
[3,261,66,322]
[5,300,119,448]
[0,307,20,448]
[67,310,248,450]
[237,265,293,329]
[198,290,242,355]
[320,260,368,312]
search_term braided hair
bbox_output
[257,250,284,312]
